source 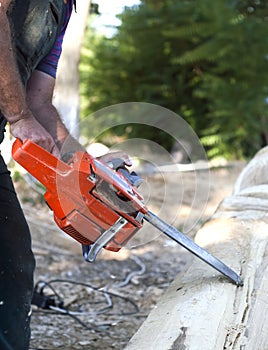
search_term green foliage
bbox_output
[176,0,268,158]
[80,0,268,159]
[12,170,23,182]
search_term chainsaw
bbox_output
[12,138,243,286]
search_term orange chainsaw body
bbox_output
[12,139,148,253]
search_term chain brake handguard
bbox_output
[12,139,148,260]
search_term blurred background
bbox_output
[78,0,268,160]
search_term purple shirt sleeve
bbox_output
[36,1,73,79]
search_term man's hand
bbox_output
[10,114,60,157]
[98,151,132,167]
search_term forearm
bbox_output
[30,102,70,149]
[0,3,30,122]
[33,103,86,156]
[26,70,83,152]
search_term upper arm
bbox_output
[26,70,55,110]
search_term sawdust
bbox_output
[13,161,245,350]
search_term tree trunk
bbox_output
[53,0,91,139]
[125,146,268,350]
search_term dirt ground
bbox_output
[14,160,245,350]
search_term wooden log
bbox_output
[125,147,268,350]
